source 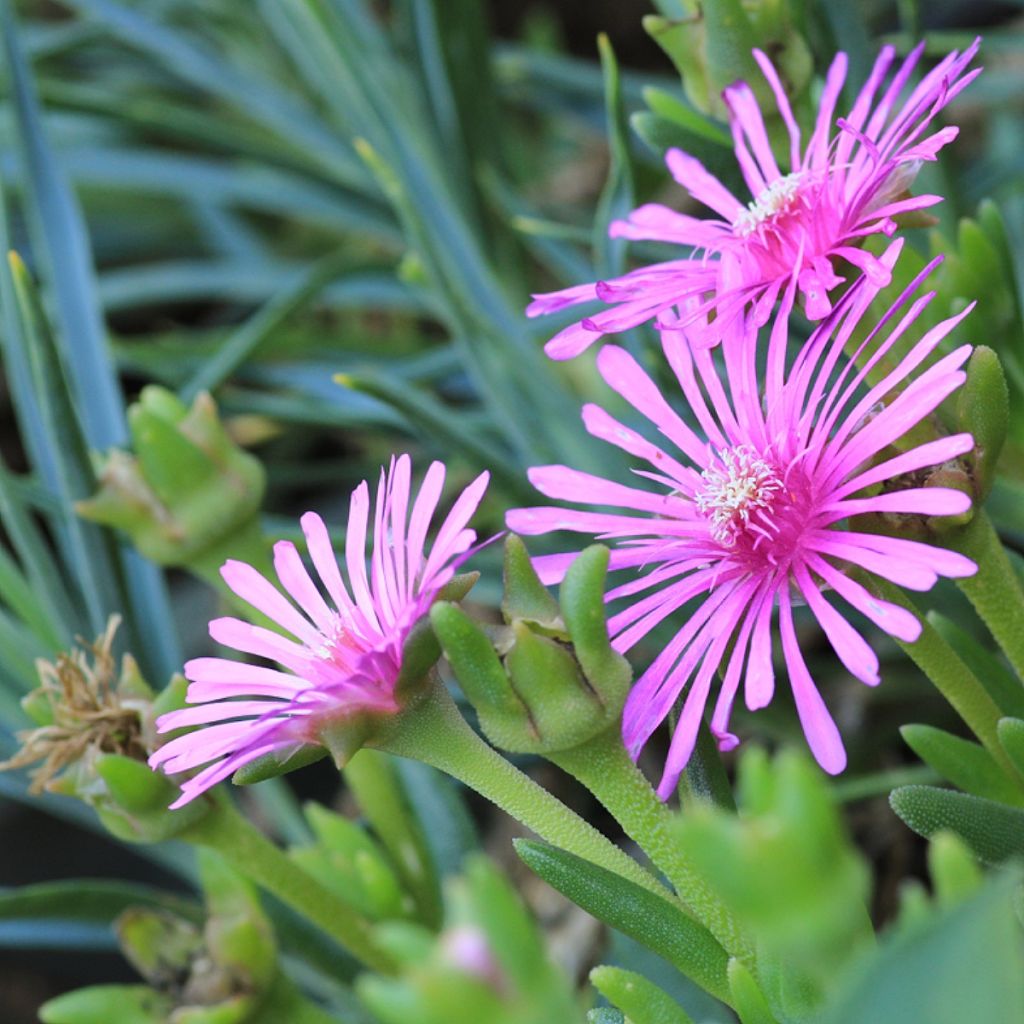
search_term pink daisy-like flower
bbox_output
[529,39,980,359]
[508,240,977,796]
[150,456,489,808]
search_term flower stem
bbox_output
[869,577,1022,782]
[951,512,1024,681]
[549,728,753,962]
[182,797,394,974]
[373,682,672,902]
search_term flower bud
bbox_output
[431,538,630,755]
[956,346,1008,502]
[644,0,812,119]
[77,388,265,570]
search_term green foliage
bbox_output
[357,856,584,1024]
[674,749,873,1018]
[432,538,630,755]
[822,868,1024,1024]
[890,785,1024,864]
[590,965,696,1024]
[515,839,731,1004]
[2,1,1024,1022]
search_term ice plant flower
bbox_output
[529,39,980,358]
[508,241,977,796]
[150,456,489,808]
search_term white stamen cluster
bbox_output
[695,445,783,547]
[733,173,805,236]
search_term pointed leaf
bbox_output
[514,839,730,1004]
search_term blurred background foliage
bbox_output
[1,0,1024,1021]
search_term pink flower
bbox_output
[508,241,977,796]
[529,39,980,359]
[151,456,489,808]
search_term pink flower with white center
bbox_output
[529,39,980,359]
[150,456,489,808]
[508,241,977,797]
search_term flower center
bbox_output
[733,173,805,236]
[695,446,784,547]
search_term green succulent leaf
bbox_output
[900,724,1024,805]
[514,839,730,1004]
[890,785,1024,864]
[590,964,696,1024]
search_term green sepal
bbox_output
[151,675,189,720]
[502,534,562,629]
[393,613,444,700]
[998,717,1024,777]
[231,744,327,786]
[318,713,377,771]
[957,346,1008,502]
[900,724,1024,805]
[728,958,779,1024]
[559,544,631,703]
[437,571,480,604]
[514,839,731,1004]
[927,831,983,909]
[504,621,607,749]
[95,753,182,814]
[590,964,696,1024]
[129,395,216,506]
[39,984,173,1024]
[429,601,534,749]
[890,785,1024,864]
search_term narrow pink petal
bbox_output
[346,480,380,631]
[300,512,355,615]
[824,487,972,521]
[220,560,318,645]
[407,461,446,588]
[422,470,489,582]
[795,564,880,685]
[665,148,744,220]
[274,540,334,633]
[596,346,710,467]
[806,554,922,643]
[833,433,974,499]
[779,589,847,774]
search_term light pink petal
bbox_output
[274,541,335,634]
[806,554,922,643]
[597,346,710,467]
[220,560,318,645]
[795,564,880,685]
[665,148,744,220]
[779,589,847,774]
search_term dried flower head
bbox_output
[0,617,152,794]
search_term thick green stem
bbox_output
[182,798,394,974]
[869,577,1022,782]
[372,682,672,902]
[344,748,444,928]
[952,512,1024,681]
[550,729,753,962]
